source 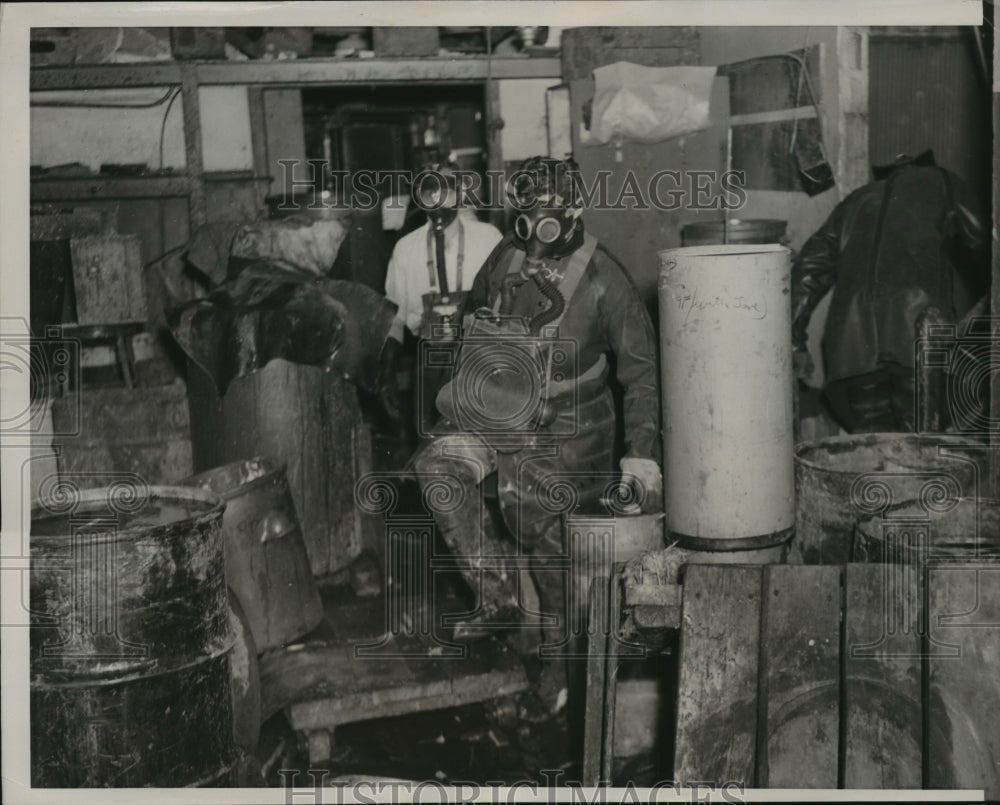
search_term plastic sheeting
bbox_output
[582,62,717,146]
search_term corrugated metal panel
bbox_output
[869,29,990,205]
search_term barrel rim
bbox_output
[856,495,1000,529]
[659,243,790,260]
[681,217,788,231]
[794,432,987,473]
[181,456,288,500]
[30,484,225,544]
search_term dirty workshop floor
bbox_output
[256,573,581,786]
[254,477,674,788]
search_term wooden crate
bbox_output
[673,562,1000,796]
[69,235,148,326]
[49,382,192,488]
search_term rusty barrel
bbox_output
[792,434,986,564]
[182,457,324,651]
[854,497,1000,563]
[30,485,236,787]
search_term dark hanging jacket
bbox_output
[790,154,987,386]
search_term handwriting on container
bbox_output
[674,286,768,325]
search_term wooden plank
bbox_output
[197,57,562,85]
[582,579,609,786]
[926,563,1000,798]
[247,86,271,213]
[69,235,148,325]
[759,565,840,788]
[179,63,207,228]
[30,58,562,92]
[674,564,763,787]
[843,564,923,788]
[288,666,528,730]
[843,562,923,789]
[992,40,1000,481]
[30,176,192,202]
[263,89,309,198]
[31,62,183,90]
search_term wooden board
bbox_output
[926,563,1000,799]
[759,564,840,788]
[672,562,1000,794]
[69,235,148,325]
[50,382,194,487]
[260,636,527,729]
[843,562,923,789]
[674,564,762,786]
[187,359,365,577]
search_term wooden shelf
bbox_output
[30,175,192,202]
[30,56,562,91]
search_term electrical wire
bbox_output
[30,86,178,109]
[158,88,182,170]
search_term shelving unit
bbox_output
[30,56,562,91]
[30,55,563,231]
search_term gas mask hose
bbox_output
[527,273,565,336]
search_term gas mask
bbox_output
[509,156,584,267]
[514,202,583,266]
[413,166,459,230]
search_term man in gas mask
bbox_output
[412,156,661,719]
[383,162,503,435]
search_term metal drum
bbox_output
[658,244,794,561]
[854,497,1000,563]
[793,434,986,564]
[182,457,324,651]
[681,218,787,247]
[30,485,236,787]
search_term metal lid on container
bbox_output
[681,218,787,246]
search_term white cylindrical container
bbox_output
[658,244,794,552]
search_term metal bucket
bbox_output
[658,244,794,558]
[854,497,1000,563]
[183,457,324,651]
[793,434,987,564]
[30,485,236,787]
[681,218,787,247]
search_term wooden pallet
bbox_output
[258,591,529,765]
[674,562,1000,796]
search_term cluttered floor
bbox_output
[252,498,674,787]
